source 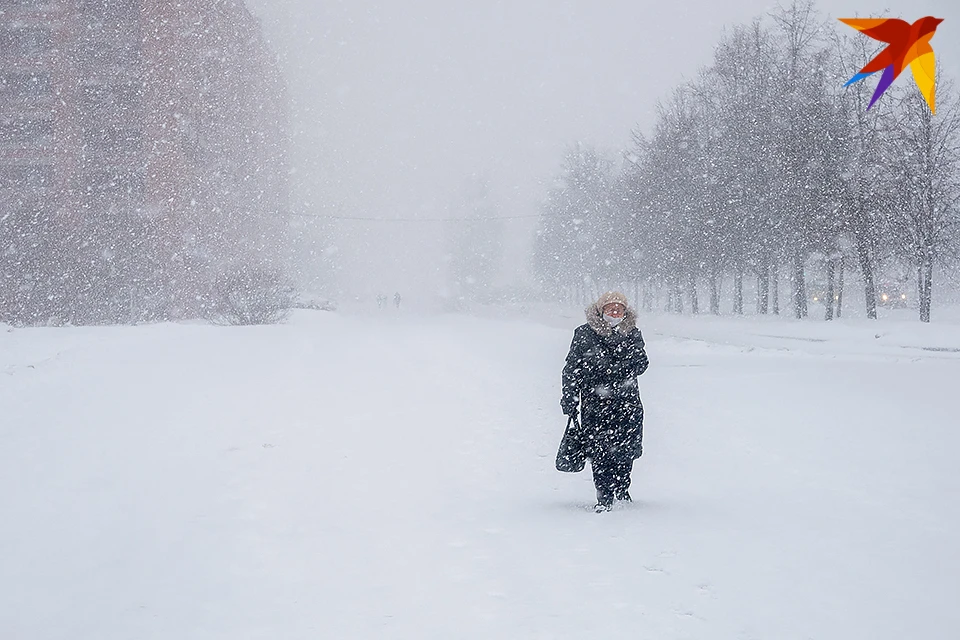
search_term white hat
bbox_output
[597,291,628,309]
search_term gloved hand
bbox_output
[561,402,578,419]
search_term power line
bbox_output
[290,212,545,222]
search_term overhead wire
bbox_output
[290,212,546,222]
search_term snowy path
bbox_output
[1,313,958,639]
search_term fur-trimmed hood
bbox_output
[585,302,637,337]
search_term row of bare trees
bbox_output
[534,1,960,322]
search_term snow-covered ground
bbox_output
[2,310,958,639]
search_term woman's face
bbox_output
[602,303,626,318]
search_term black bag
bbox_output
[555,415,586,473]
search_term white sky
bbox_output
[246,0,960,302]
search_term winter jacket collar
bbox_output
[585,301,637,338]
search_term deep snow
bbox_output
[1,310,958,639]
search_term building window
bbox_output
[83,169,144,198]
[82,127,143,157]
[0,0,50,8]
[76,35,142,73]
[79,84,106,110]
[0,118,53,146]
[0,73,52,101]
[0,164,53,190]
[79,83,143,115]
[0,28,53,57]
[77,0,139,14]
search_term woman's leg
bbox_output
[613,458,634,500]
[591,457,616,508]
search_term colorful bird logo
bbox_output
[840,16,944,113]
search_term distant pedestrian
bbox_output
[394,292,401,309]
[559,291,649,512]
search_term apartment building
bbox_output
[0,0,289,323]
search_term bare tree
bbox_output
[830,25,894,320]
[770,0,833,319]
[887,76,960,322]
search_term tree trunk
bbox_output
[771,263,780,315]
[920,253,933,323]
[673,277,684,314]
[791,252,807,319]
[836,257,844,319]
[757,265,769,315]
[856,239,877,320]
[733,271,744,315]
[687,274,699,315]
[917,258,923,314]
[709,273,720,315]
[824,258,835,321]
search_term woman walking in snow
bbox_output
[560,291,649,512]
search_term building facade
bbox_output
[1,0,289,324]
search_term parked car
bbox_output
[809,289,838,306]
[877,281,909,308]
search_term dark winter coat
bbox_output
[561,303,649,462]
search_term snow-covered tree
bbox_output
[534,145,620,305]
[886,76,960,322]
